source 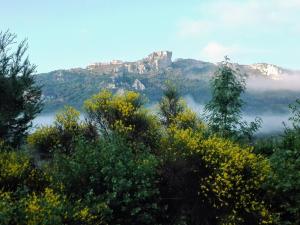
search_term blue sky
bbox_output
[1,0,300,72]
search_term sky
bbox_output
[1,0,300,73]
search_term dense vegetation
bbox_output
[1,32,300,225]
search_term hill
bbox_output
[36,51,300,114]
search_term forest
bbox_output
[1,32,300,225]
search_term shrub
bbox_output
[84,90,161,150]
[28,106,98,156]
[22,188,67,225]
[159,123,273,224]
[27,125,59,156]
[98,137,160,224]
[0,188,108,225]
[0,150,48,192]
[46,137,160,224]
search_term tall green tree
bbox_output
[205,57,261,141]
[0,31,42,147]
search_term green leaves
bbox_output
[159,82,185,127]
[205,58,261,142]
[0,31,42,147]
[263,98,300,225]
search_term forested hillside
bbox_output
[36,51,300,114]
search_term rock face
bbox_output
[132,79,145,90]
[86,51,172,75]
[248,63,284,80]
[144,51,172,70]
[85,51,294,80]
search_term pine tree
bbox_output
[0,31,43,147]
[205,57,261,141]
[159,82,184,126]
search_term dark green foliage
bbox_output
[0,31,42,147]
[205,57,261,142]
[46,136,160,225]
[267,148,300,225]
[1,136,160,225]
[264,99,300,225]
[282,99,300,150]
[253,136,280,156]
[159,156,216,225]
[159,82,185,126]
[96,137,160,225]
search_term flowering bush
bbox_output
[160,116,273,224]
[84,90,161,150]
[28,106,98,156]
[0,150,48,192]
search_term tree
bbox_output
[159,82,185,126]
[0,31,42,147]
[205,57,261,141]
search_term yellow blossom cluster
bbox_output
[84,90,159,140]
[163,122,273,224]
[0,151,30,180]
[55,106,81,131]
[25,188,63,224]
[198,137,272,224]
[84,90,140,133]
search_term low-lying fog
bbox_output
[33,72,300,135]
[184,95,291,134]
[33,95,292,135]
[246,74,300,91]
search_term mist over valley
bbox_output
[34,52,299,134]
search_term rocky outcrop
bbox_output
[248,63,284,80]
[86,51,172,75]
[132,79,145,90]
[144,51,172,70]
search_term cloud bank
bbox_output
[246,74,300,91]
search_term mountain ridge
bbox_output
[36,51,300,114]
[58,50,297,80]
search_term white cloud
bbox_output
[247,74,300,91]
[200,42,238,62]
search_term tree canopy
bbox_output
[0,31,42,147]
[205,57,261,142]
